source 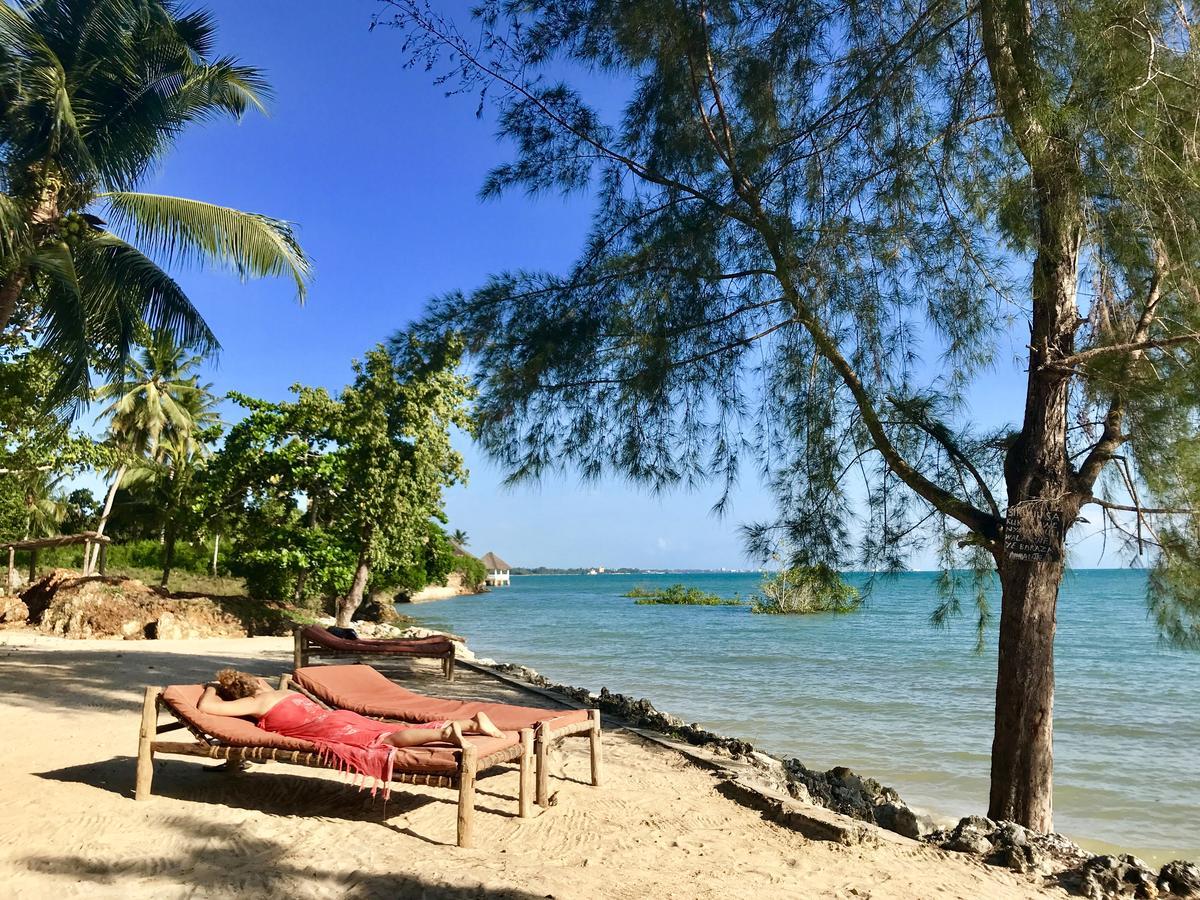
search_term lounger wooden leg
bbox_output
[535,725,549,807]
[293,627,305,671]
[456,744,478,848]
[135,687,159,800]
[446,653,455,682]
[518,728,533,818]
[588,708,603,787]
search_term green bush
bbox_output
[750,565,862,614]
[454,553,487,589]
[230,527,355,604]
[626,584,743,606]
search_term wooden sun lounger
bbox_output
[293,625,458,680]
[135,682,533,847]
[289,664,602,806]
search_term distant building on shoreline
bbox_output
[481,552,512,587]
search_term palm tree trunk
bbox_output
[87,465,126,574]
[210,533,220,577]
[0,269,28,335]
[160,522,177,589]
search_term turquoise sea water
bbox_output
[403,570,1199,863]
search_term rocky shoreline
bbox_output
[5,577,1197,899]
[479,658,1199,899]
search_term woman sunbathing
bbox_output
[198,668,505,750]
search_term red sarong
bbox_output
[258,693,446,797]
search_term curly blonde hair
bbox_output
[214,668,262,700]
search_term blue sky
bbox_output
[97,0,1128,570]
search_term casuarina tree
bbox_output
[378,0,1200,830]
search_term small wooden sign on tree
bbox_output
[1003,502,1065,562]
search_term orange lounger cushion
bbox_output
[159,683,519,774]
[293,664,592,733]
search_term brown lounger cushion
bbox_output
[161,685,319,751]
[302,625,454,655]
[160,684,518,774]
[293,664,591,732]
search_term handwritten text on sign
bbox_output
[1004,504,1064,562]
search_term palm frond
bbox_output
[73,230,218,364]
[100,192,311,299]
[0,193,28,258]
[29,240,81,295]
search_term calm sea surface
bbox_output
[403,570,1199,863]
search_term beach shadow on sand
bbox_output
[37,754,527,838]
[19,812,545,898]
[0,640,296,713]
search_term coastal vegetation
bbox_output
[0,1,478,625]
[749,567,863,616]
[626,584,742,606]
[382,0,1200,832]
[0,0,311,411]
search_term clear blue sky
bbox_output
[107,0,1127,570]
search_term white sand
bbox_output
[0,632,1067,899]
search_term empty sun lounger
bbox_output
[288,663,602,806]
[135,682,532,847]
[293,624,458,680]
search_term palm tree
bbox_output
[450,528,469,548]
[19,469,65,579]
[95,331,212,458]
[121,380,220,587]
[0,0,311,411]
[88,331,219,572]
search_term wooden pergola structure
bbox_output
[2,531,110,595]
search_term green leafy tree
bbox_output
[383,0,1200,830]
[210,340,473,615]
[334,337,473,625]
[0,0,312,411]
[207,386,349,603]
[0,326,105,543]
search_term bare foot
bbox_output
[440,722,465,747]
[472,712,504,738]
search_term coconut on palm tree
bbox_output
[0,0,312,411]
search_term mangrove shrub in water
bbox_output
[751,567,861,615]
[626,584,743,606]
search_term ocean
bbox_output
[402,569,1199,864]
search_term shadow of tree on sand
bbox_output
[21,812,547,898]
[0,641,294,713]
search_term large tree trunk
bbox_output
[87,465,126,575]
[989,557,1062,830]
[988,167,1082,833]
[338,545,371,627]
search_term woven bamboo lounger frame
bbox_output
[293,626,457,681]
[134,686,533,847]
[283,672,602,807]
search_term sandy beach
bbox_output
[0,632,1066,899]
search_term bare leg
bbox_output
[383,722,465,749]
[469,712,504,738]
